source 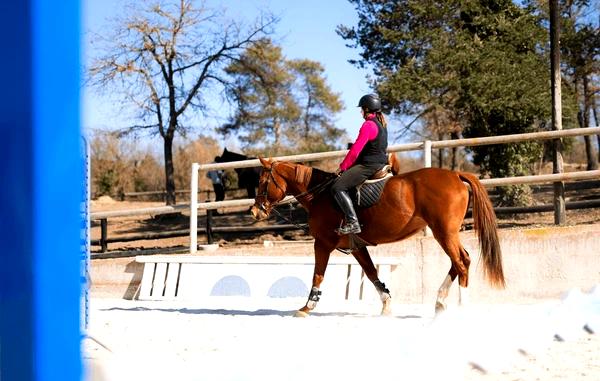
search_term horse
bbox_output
[219,148,261,198]
[250,157,505,317]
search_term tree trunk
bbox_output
[304,95,312,139]
[593,98,600,162]
[437,132,444,168]
[581,75,598,170]
[549,0,565,225]
[163,134,177,206]
[274,119,280,150]
[450,131,459,170]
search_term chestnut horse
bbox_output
[250,157,505,317]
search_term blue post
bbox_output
[0,1,82,380]
[81,137,91,332]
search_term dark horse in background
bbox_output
[251,157,505,317]
[219,148,261,198]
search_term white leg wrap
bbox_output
[378,290,391,303]
[459,286,469,306]
[435,274,454,313]
[436,274,453,305]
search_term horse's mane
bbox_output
[273,162,334,203]
[303,165,335,202]
[308,167,334,187]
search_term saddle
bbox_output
[351,165,393,208]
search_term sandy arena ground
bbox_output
[84,294,600,381]
[87,198,600,380]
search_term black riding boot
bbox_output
[333,190,361,235]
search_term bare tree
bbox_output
[88,0,276,205]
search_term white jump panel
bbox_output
[135,255,399,301]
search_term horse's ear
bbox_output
[258,156,271,168]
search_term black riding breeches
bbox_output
[331,163,385,194]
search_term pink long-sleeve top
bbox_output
[339,114,379,171]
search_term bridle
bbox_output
[256,161,336,216]
[255,161,354,255]
[256,162,287,215]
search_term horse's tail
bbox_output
[458,172,505,288]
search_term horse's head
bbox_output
[250,157,288,221]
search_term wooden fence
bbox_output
[90,127,600,254]
[188,127,600,252]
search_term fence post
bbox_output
[100,218,108,253]
[206,209,214,244]
[190,163,199,253]
[423,141,432,236]
[423,140,432,168]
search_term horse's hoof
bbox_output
[294,310,309,318]
[381,301,392,316]
[435,302,446,315]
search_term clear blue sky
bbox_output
[82,0,381,148]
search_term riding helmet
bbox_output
[357,94,381,112]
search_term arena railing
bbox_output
[86,127,600,253]
[189,127,600,253]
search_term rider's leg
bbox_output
[331,166,363,234]
[331,164,380,235]
[333,190,361,234]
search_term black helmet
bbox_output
[357,94,381,112]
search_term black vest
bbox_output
[356,118,388,165]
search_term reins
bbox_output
[262,162,337,232]
[261,163,353,255]
[290,175,336,203]
[265,162,336,206]
[269,206,309,233]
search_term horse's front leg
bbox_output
[295,240,332,317]
[353,247,392,316]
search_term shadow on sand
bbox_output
[100,306,423,319]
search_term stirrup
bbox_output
[335,221,361,235]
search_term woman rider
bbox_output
[331,93,388,235]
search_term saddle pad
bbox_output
[353,176,391,209]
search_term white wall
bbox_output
[91,224,600,305]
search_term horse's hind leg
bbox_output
[457,246,471,306]
[434,233,471,313]
[435,267,457,314]
[296,239,333,317]
[352,247,392,316]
